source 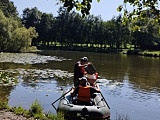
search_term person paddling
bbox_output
[73,57,89,87]
[71,77,100,106]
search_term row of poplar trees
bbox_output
[1,0,160,52]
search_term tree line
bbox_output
[0,0,160,52]
[22,7,160,51]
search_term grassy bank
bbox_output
[0,99,131,120]
[37,45,160,57]
[0,99,64,120]
[122,50,160,57]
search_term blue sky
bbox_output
[11,0,125,21]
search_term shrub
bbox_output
[29,99,44,119]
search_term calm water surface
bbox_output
[0,50,160,120]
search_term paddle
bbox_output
[99,91,110,109]
[51,88,73,110]
[95,82,110,109]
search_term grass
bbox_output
[122,49,160,57]
[0,99,64,120]
[0,100,131,120]
[142,50,160,57]
[0,99,131,120]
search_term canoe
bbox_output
[57,89,110,120]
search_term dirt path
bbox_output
[0,110,34,120]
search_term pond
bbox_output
[0,50,160,120]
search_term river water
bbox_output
[0,50,160,120]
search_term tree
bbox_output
[0,0,18,18]
[22,7,42,28]
[130,17,160,50]
[38,13,55,46]
[58,0,160,23]
[57,0,99,17]
[12,27,38,52]
[0,9,38,52]
[117,0,160,23]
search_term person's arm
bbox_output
[78,62,86,67]
[90,86,100,94]
[70,86,75,94]
[95,83,100,91]
[71,87,79,96]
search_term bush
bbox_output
[29,99,44,119]
[0,101,9,110]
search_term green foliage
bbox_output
[0,12,38,52]
[0,0,38,52]
[11,106,26,115]
[0,100,9,110]
[12,27,38,52]
[22,6,160,51]
[118,0,160,25]
[58,0,160,27]
[1,0,159,52]
[59,0,100,17]
[0,98,66,120]
[0,0,18,18]
[22,7,42,29]
[45,112,64,120]
[29,99,44,119]
[142,50,160,57]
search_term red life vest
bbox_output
[78,85,91,102]
[80,66,85,75]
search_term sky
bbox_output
[11,0,125,21]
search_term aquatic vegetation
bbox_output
[0,71,18,86]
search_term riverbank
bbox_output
[37,46,160,57]
[0,99,64,120]
[122,49,160,57]
[0,110,33,120]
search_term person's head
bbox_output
[80,57,88,64]
[79,77,87,86]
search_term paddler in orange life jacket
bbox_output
[71,77,100,106]
[73,57,89,87]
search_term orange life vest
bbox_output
[78,85,91,102]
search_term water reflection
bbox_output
[0,86,14,102]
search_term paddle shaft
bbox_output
[100,91,110,109]
[52,88,72,105]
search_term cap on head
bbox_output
[81,57,88,62]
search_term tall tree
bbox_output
[0,9,38,52]
[0,0,18,18]
[38,13,55,46]
[22,7,42,28]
